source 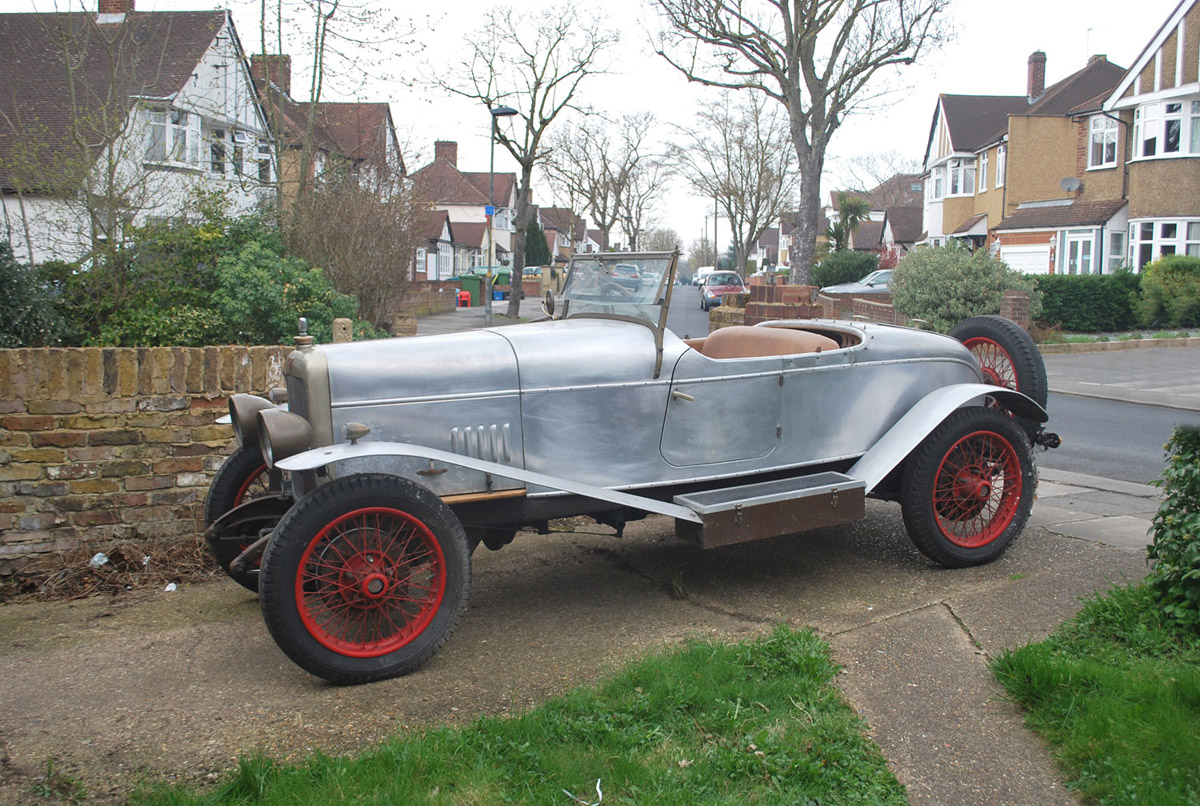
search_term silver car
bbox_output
[206,251,1056,684]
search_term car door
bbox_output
[660,350,783,467]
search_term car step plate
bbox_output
[673,472,865,549]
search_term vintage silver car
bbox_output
[206,251,1057,685]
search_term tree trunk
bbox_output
[505,164,534,318]
[788,160,823,286]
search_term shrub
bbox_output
[0,241,63,347]
[1035,271,1141,332]
[1139,254,1200,328]
[890,243,1042,332]
[1148,426,1200,631]
[211,240,362,344]
[811,250,878,288]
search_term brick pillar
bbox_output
[332,318,353,343]
[250,55,292,96]
[1001,289,1031,330]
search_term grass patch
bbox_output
[133,626,904,805]
[992,583,1200,804]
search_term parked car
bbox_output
[206,251,1057,684]
[820,269,892,295]
[700,271,748,311]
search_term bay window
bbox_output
[145,106,198,164]
[1131,97,1200,160]
[1129,219,1200,268]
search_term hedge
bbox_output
[1034,271,1141,332]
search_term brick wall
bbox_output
[0,346,291,572]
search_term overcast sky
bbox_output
[11,0,1184,250]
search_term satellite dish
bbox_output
[1059,176,1082,192]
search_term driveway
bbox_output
[0,498,1149,804]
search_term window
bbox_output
[257,141,272,183]
[995,145,1007,187]
[1131,98,1200,160]
[931,165,945,199]
[979,152,989,191]
[947,158,975,196]
[1128,218,1200,268]
[1164,103,1183,153]
[145,107,199,164]
[1108,231,1125,273]
[1088,115,1119,168]
[1135,105,1158,156]
[1064,230,1095,274]
[210,141,226,174]
[1192,101,1200,153]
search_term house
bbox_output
[1102,0,1200,268]
[249,54,404,209]
[750,228,779,268]
[415,209,454,281]
[409,140,517,280]
[537,206,586,268]
[0,0,274,264]
[880,205,924,254]
[920,48,1131,274]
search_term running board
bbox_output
[673,472,865,549]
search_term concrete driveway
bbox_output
[0,495,1150,804]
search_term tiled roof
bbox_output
[1026,57,1126,117]
[410,157,516,207]
[951,213,988,235]
[452,221,486,249]
[851,220,884,250]
[0,10,226,189]
[757,227,779,249]
[829,173,924,211]
[883,206,923,244]
[995,199,1127,230]
[256,86,398,174]
[939,94,1030,152]
[539,206,583,239]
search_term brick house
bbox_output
[0,0,274,264]
[1103,0,1200,267]
[249,54,404,211]
[408,141,517,280]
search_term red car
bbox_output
[701,271,748,311]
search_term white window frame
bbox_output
[1129,98,1200,161]
[1108,230,1125,273]
[979,152,989,192]
[1088,115,1119,169]
[995,144,1007,187]
[145,106,200,166]
[930,165,945,200]
[947,157,975,196]
[1062,229,1096,275]
[1128,218,1200,268]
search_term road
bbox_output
[1040,393,1200,484]
[665,283,709,339]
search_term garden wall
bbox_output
[0,346,291,572]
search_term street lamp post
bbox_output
[486,105,518,326]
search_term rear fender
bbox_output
[848,383,1046,494]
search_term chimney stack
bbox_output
[435,141,458,167]
[98,0,134,13]
[250,55,292,97]
[1027,51,1047,100]
[1088,53,1108,66]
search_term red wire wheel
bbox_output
[260,474,471,684]
[204,447,276,592]
[295,507,446,657]
[930,430,1023,548]
[901,408,1036,567]
[960,337,1017,389]
[948,315,1047,407]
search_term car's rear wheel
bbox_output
[259,474,470,684]
[205,446,272,591]
[949,315,1047,407]
[900,408,1035,568]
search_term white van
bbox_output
[693,265,716,286]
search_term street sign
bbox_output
[485,205,496,217]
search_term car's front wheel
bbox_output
[259,474,471,684]
[900,408,1036,568]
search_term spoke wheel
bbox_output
[948,315,1047,407]
[297,507,446,658]
[260,474,470,684]
[901,408,1036,567]
[204,446,274,591]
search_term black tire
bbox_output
[949,315,1047,408]
[900,408,1036,568]
[259,474,471,684]
[204,447,271,592]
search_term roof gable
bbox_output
[1106,0,1192,106]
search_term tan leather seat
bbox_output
[696,326,839,359]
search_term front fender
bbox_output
[276,441,702,523]
[848,383,1047,494]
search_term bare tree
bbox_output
[545,114,665,252]
[838,149,923,197]
[641,226,683,252]
[439,7,615,318]
[688,235,716,268]
[654,0,950,283]
[285,169,423,330]
[669,92,798,274]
